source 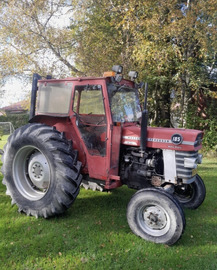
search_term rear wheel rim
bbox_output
[13,145,51,201]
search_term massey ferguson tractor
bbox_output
[1,65,206,245]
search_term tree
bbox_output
[0,0,216,133]
[0,0,83,81]
[69,0,217,127]
[68,0,138,76]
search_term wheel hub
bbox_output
[28,152,50,189]
[143,206,167,230]
[32,163,43,178]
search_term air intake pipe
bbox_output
[140,82,148,153]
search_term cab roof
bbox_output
[38,75,135,87]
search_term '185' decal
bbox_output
[171,134,183,145]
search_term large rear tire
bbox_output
[174,174,206,209]
[127,188,185,245]
[1,123,82,218]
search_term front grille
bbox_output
[175,151,198,179]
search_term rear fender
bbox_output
[29,114,69,126]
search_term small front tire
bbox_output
[127,188,185,245]
[174,174,206,209]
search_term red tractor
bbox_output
[1,65,206,245]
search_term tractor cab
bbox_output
[30,65,142,189]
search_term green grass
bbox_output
[0,145,217,269]
[0,135,9,150]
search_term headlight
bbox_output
[112,65,123,74]
[128,71,138,80]
[194,133,203,147]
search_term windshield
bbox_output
[109,86,142,122]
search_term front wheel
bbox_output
[174,174,206,209]
[127,188,185,245]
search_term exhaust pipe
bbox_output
[29,73,42,120]
[140,82,148,153]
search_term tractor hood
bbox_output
[121,124,203,151]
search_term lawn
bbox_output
[0,142,216,269]
[0,135,8,150]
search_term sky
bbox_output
[0,77,31,108]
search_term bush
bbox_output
[0,127,3,140]
[0,114,29,130]
[186,102,217,153]
[202,117,217,154]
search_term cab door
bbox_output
[71,81,109,180]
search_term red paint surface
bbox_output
[31,76,203,189]
[122,124,203,151]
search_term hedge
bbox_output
[0,114,29,131]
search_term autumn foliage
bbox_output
[0,0,216,150]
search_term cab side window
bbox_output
[73,85,107,156]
